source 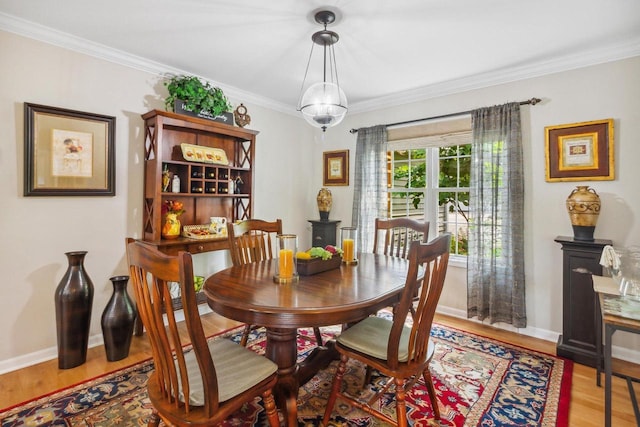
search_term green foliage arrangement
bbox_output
[392,146,470,215]
[164,74,232,117]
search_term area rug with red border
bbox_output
[0,321,572,426]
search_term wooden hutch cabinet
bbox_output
[141,110,257,255]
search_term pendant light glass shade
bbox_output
[300,82,347,130]
[297,10,347,132]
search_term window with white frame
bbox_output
[386,118,471,258]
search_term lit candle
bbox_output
[279,249,294,279]
[342,238,354,262]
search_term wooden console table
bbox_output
[593,275,640,427]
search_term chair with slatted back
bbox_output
[227,219,324,347]
[227,219,283,267]
[322,234,451,427]
[373,217,430,320]
[125,238,280,427]
[373,217,430,259]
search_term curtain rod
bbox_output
[348,97,541,134]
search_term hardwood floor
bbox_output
[0,312,638,426]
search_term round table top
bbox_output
[204,253,410,328]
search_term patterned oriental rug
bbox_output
[0,321,572,427]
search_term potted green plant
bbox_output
[164,74,234,124]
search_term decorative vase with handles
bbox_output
[162,213,181,239]
[566,185,601,241]
[101,275,137,361]
[55,251,94,369]
[317,188,332,221]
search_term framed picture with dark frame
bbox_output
[24,103,116,196]
[544,118,614,182]
[323,149,349,186]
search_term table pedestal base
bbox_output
[265,327,339,426]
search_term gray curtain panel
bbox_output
[351,125,388,254]
[467,102,526,328]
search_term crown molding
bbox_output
[2,11,639,118]
[349,37,640,114]
[0,12,296,116]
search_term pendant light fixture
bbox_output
[297,10,348,132]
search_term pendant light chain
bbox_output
[297,42,317,111]
[329,43,341,96]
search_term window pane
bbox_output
[438,192,468,254]
[390,191,425,217]
[459,156,471,187]
[388,141,470,257]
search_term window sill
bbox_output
[448,255,467,269]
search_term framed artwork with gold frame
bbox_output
[323,150,349,186]
[544,119,614,182]
[24,103,116,196]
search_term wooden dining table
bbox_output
[204,252,410,427]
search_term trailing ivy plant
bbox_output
[164,74,232,117]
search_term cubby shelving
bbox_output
[141,110,257,255]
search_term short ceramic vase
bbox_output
[566,185,601,241]
[162,213,181,239]
[317,188,332,221]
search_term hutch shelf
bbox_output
[141,109,258,255]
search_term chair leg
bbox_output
[322,354,348,426]
[422,368,440,420]
[313,327,323,346]
[240,324,252,346]
[394,377,408,427]
[261,389,281,427]
[146,410,160,427]
[363,365,373,387]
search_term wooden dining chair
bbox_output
[227,218,283,267]
[227,219,324,346]
[125,238,280,427]
[322,234,451,427]
[373,217,430,319]
[373,217,430,258]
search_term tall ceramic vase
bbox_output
[317,188,332,221]
[566,185,601,241]
[101,275,137,361]
[55,251,94,369]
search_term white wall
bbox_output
[0,30,312,372]
[2,28,639,372]
[317,56,640,356]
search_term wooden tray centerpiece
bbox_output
[297,255,342,276]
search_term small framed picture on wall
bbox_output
[323,150,349,186]
[24,103,116,196]
[544,119,614,182]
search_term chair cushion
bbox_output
[337,316,434,363]
[178,338,277,406]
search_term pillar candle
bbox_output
[279,249,294,279]
[343,239,354,262]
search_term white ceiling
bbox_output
[1,0,639,114]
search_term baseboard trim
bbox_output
[435,306,640,365]
[0,304,214,375]
[1,304,637,375]
[436,306,560,342]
